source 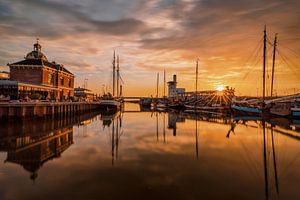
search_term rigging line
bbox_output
[277,49,300,70]
[231,37,263,87]
[241,55,262,81]
[277,51,300,81]
[239,50,263,83]
[277,48,299,68]
[277,150,300,185]
[236,133,263,182]
[278,42,300,57]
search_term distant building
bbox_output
[74,87,95,101]
[0,40,74,100]
[167,74,186,98]
[0,71,9,80]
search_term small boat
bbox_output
[291,108,300,118]
[140,97,152,107]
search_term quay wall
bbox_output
[0,102,101,119]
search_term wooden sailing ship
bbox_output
[99,51,122,111]
[231,26,300,118]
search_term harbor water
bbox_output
[0,103,299,200]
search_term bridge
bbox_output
[122,96,150,102]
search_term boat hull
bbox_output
[99,100,121,111]
[231,105,262,116]
[292,108,300,118]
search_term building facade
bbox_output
[74,87,95,101]
[0,40,74,100]
[167,74,186,98]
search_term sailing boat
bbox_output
[157,70,169,109]
[231,26,269,116]
[99,51,121,111]
[232,27,300,118]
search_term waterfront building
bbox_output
[74,87,95,101]
[0,40,74,100]
[0,71,9,80]
[167,74,186,98]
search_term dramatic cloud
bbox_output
[0,0,299,96]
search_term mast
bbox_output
[113,50,116,97]
[196,59,199,102]
[263,26,267,103]
[271,34,278,98]
[163,112,166,143]
[156,72,159,98]
[117,56,119,97]
[163,70,166,98]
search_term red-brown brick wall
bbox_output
[57,73,74,88]
[10,66,42,84]
[41,69,56,86]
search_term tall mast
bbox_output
[117,55,120,98]
[196,59,199,101]
[263,26,267,102]
[156,72,159,98]
[113,50,116,97]
[271,34,278,98]
[163,69,166,98]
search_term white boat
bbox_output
[99,99,121,111]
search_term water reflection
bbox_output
[0,105,299,200]
[0,112,100,181]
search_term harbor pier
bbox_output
[0,102,102,118]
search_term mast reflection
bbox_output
[100,111,123,166]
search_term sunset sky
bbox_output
[0,0,299,96]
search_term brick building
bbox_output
[0,40,74,100]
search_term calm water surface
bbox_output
[0,103,299,200]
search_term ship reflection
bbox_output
[0,112,100,181]
[154,111,300,200]
[226,116,300,200]
[100,111,123,166]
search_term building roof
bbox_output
[8,41,73,76]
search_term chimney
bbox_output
[173,74,177,82]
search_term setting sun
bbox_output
[216,85,225,91]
